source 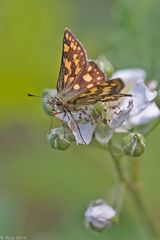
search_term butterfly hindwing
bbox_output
[67,78,126,105]
[61,61,107,101]
[71,61,106,92]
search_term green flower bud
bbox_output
[42,88,57,115]
[95,55,114,78]
[121,132,145,157]
[47,127,74,151]
[85,199,117,232]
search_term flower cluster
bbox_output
[43,57,159,151]
[42,57,160,233]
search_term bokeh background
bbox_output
[0,0,160,239]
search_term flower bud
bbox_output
[85,199,117,232]
[121,132,145,157]
[96,56,114,78]
[42,89,57,115]
[47,127,74,150]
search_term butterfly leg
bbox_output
[61,119,67,139]
[48,115,53,134]
[60,110,72,139]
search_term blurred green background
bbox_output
[0,0,160,239]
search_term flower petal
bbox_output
[129,79,157,116]
[112,68,157,117]
[55,109,97,145]
[108,100,133,129]
[112,68,146,85]
[85,199,117,231]
[128,102,160,125]
[95,123,114,145]
[69,120,96,144]
[95,100,133,145]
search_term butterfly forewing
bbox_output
[56,28,128,108]
[61,61,107,101]
[57,28,87,93]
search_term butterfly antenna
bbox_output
[48,115,54,134]
[27,93,51,101]
[27,93,41,97]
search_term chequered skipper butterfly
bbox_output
[47,28,131,144]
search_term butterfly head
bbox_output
[46,95,67,116]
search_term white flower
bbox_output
[85,199,117,231]
[125,102,160,127]
[43,68,159,145]
[95,68,159,144]
[112,69,160,129]
[95,100,133,145]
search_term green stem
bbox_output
[130,157,140,183]
[144,119,160,138]
[108,142,159,238]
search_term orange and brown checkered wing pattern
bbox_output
[57,28,128,106]
[57,28,87,93]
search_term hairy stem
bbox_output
[108,141,159,238]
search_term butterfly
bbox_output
[48,28,131,144]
